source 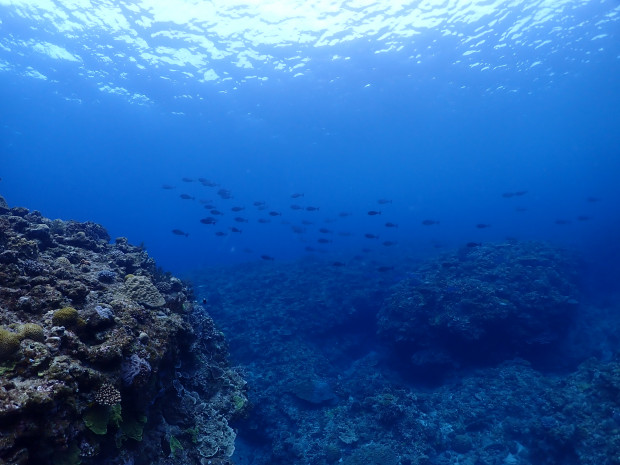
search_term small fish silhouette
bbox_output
[180,194,195,200]
[291,193,304,198]
[476,223,491,229]
[385,222,398,228]
[172,229,188,237]
[367,211,381,216]
[261,255,275,260]
[306,206,320,211]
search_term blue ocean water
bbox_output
[1,0,618,278]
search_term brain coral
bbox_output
[0,329,21,360]
[52,306,78,326]
[124,275,166,308]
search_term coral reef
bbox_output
[0,196,247,465]
[378,241,581,367]
[190,245,619,465]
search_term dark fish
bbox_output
[180,194,195,200]
[555,219,571,225]
[306,206,320,211]
[291,226,306,234]
[261,255,275,261]
[253,201,266,207]
[382,241,397,246]
[577,215,591,221]
[367,211,381,216]
[301,220,314,225]
[514,191,528,196]
[217,188,233,199]
[385,222,398,228]
[422,220,439,225]
[181,177,194,182]
[269,211,282,216]
[231,206,245,212]
[290,204,303,210]
[377,266,394,272]
[200,179,218,187]
[339,212,351,217]
[172,229,188,237]
[319,228,332,234]
[317,238,332,244]
[466,242,481,248]
[215,231,228,236]
[377,199,392,204]
[502,192,514,198]
[291,193,304,198]
[365,233,379,239]
[229,227,242,233]
[210,210,224,215]
[203,204,217,210]
[586,196,600,202]
[258,218,271,224]
[161,184,176,190]
[234,217,249,223]
[332,261,346,267]
[200,217,217,225]
[476,223,491,229]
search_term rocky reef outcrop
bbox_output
[378,241,581,371]
[0,195,247,465]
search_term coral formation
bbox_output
[0,196,247,465]
[191,246,619,465]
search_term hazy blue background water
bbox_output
[1,0,619,282]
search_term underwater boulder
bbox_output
[378,241,581,368]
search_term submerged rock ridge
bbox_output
[378,241,581,371]
[0,196,247,465]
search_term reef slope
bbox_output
[0,196,246,465]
